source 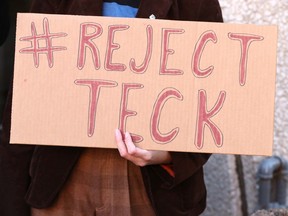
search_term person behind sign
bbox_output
[0,0,223,216]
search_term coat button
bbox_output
[149,14,156,19]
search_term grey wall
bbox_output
[202,1,288,215]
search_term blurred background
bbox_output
[0,1,287,215]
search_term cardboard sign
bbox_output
[11,13,277,155]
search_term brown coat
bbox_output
[0,0,223,215]
[0,0,10,45]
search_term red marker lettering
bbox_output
[195,89,226,149]
[192,30,217,78]
[105,25,129,71]
[151,88,183,144]
[228,33,264,86]
[129,25,153,74]
[119,83,144,143]
[160,28,185,75]
[75,79,117,137]
[77,23,103,70]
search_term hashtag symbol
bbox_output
[19,17,67,68]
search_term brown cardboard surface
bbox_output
[10,13,277,155]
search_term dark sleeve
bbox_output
[197,0,223,22]
[0,2,60,216]
[177,0,223,23]
[29,0,60,13]
[170,152,211,185]
[0,79,35,216]
[0,0,10,45]
[168,0,223,186]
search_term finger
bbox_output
[125,132,149,158]
[124,132,137,154]
[115,129,128,156]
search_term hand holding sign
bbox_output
[115,129,172,166]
